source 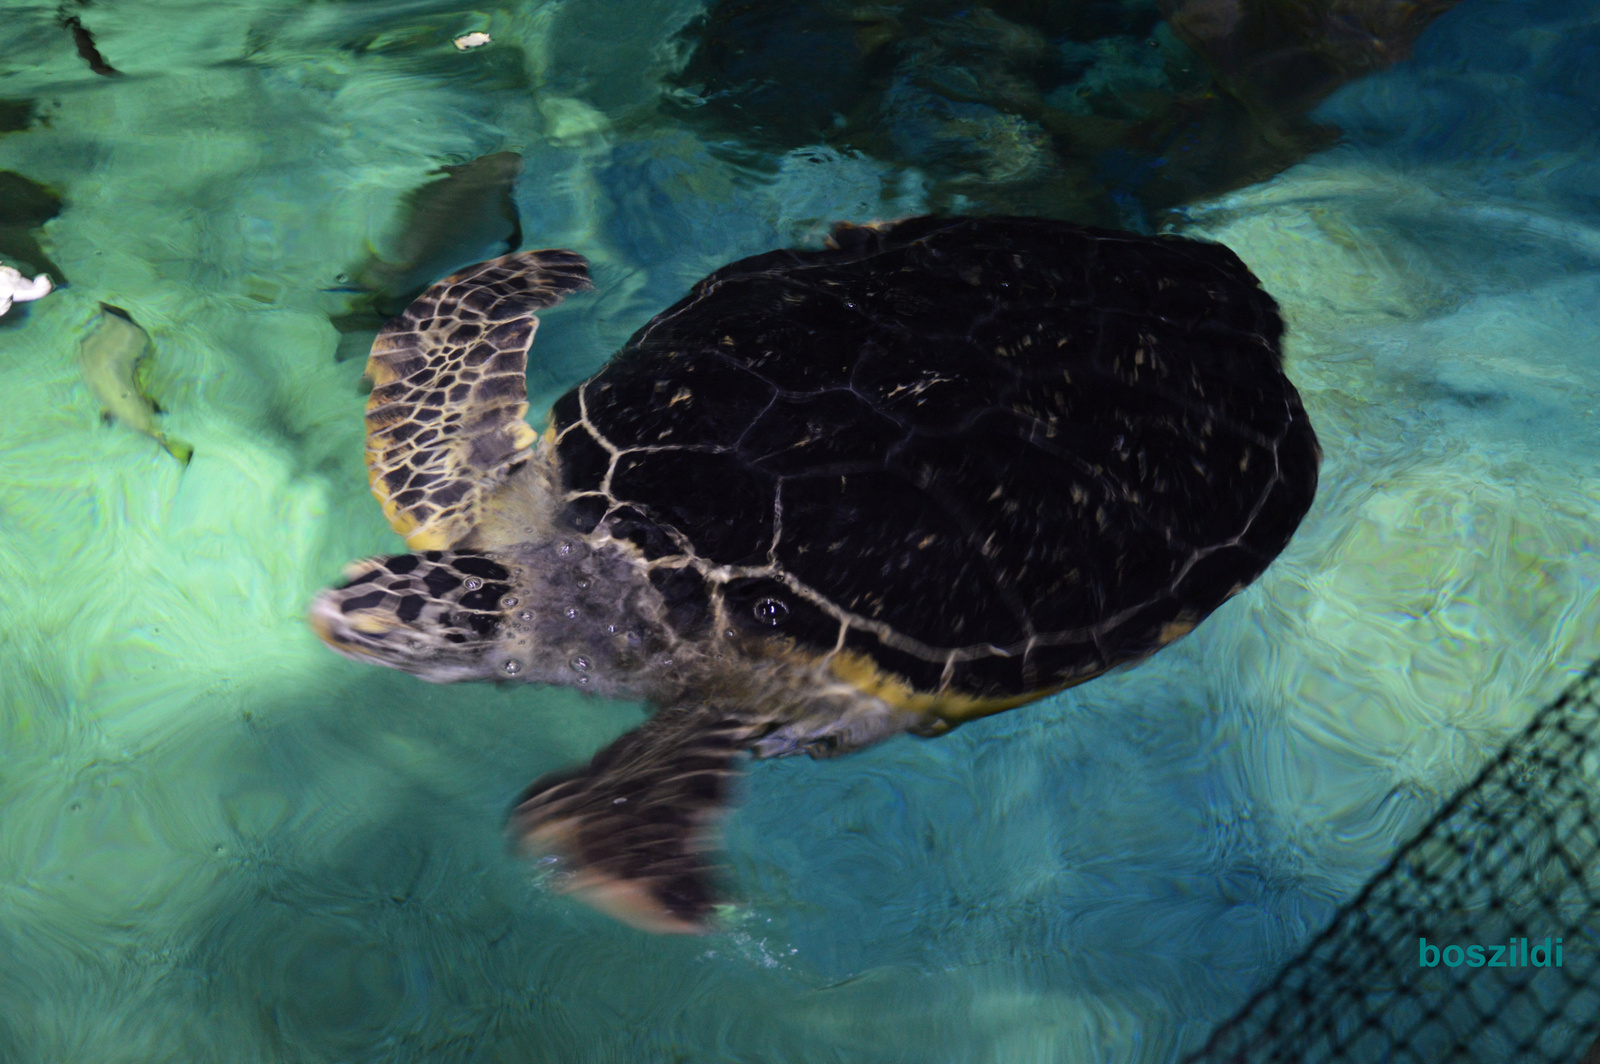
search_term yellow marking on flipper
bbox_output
[365,460,419,536]
[402,525,451,551]
[826,649,1098,727]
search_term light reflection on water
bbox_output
[0,0,1598,1060]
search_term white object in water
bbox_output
[0,266,52,316]
[453,31,491,50]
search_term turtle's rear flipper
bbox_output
[509,706,759,934]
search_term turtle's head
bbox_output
[310,551,526,683]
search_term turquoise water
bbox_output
[2,0,1599,1060]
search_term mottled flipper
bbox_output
[509,707,762,933]
[364,250,592,550]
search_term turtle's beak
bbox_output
[308,556,420,666]
[309,584,397,664]
[308,593,341,645]
[307,554,511,683]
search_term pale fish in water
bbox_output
[78,304,192,465]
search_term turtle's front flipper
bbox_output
[364,250,592,551]
[509,706,764,934]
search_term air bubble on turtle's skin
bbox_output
[564,607,579,620]
[558,541,574,557]
[503,596,518,608]
[518,609,533,622]
[606,624,619,635]
[464,577,483,591]
[571,656,592,672]
[576,578,590,590]
[753,597,790,626]
[577,676,590,686]
[502,660,523,676]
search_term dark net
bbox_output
[1186,661,1600,1064]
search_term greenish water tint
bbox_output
[1,0,1598,1060]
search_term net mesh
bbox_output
[1187,661,1600,1064]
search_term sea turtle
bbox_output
[311,215,1319,933]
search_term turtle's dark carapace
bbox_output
[550,216,1319,702]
